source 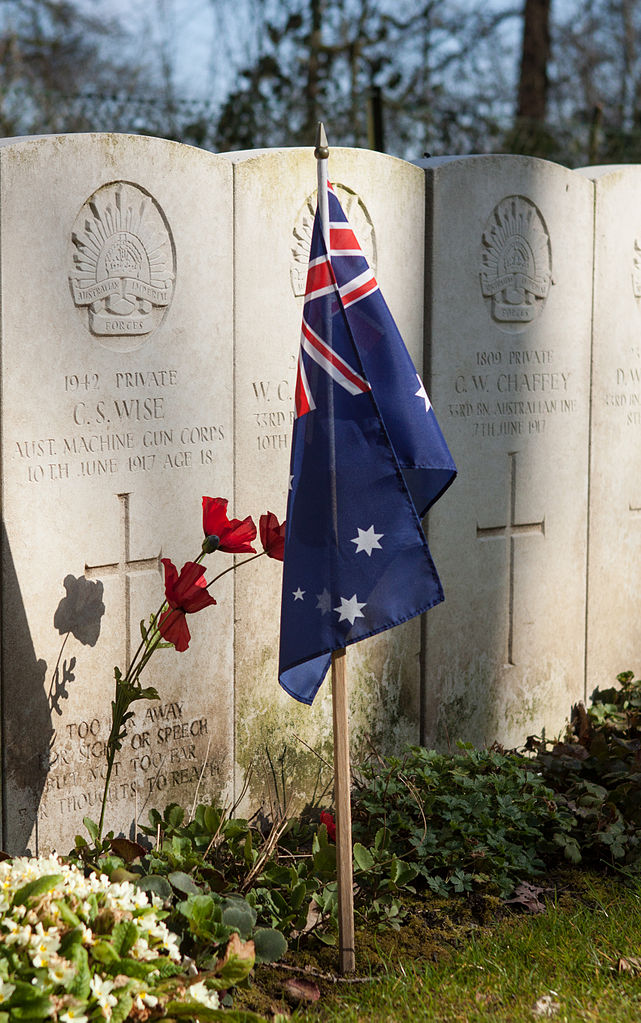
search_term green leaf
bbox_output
[168,870,202,895]
[136,874,173,900]
[254,927,288,964]
[110,990,134,1023]
[112,919,138,957]
[12,873,63,906]
[68,942,91,999]
[353,843,375,871]
[91,939,120,966]
[136,685,160,702]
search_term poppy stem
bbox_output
[206,550,266,589]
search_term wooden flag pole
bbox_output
[331,647,356,974]
[315,122,356,974]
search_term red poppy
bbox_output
[202,497,257,554]
[320,811,336,842]
[259,511,286,561]
[158,559,216,652]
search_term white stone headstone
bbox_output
[421,155,593,747]
[222,147,427,805]
[577,164,641,693]
[1,134,234,854]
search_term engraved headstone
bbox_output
[421,155,593,747]
[1,134,234,854]
[576,165,641,692]
[222,148,427,805]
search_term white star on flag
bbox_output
[351,525,383,556]
[415,374,431,413]
[289,474,294,491]
[334,594,366,625]
[316,589,332,615]
[293,587,305,601]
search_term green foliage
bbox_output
[352,744,576,897]
[529,670,641,872]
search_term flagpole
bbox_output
[315,122,356,975]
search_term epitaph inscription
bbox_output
[69,182,175,351]
[480,196,553,332]
[290,184,376,296]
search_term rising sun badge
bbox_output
[69,181,175,350]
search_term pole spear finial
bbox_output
[314,121,329,160]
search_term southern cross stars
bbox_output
[316,588,332,614]
[351,525,383,556]
[415,373,431,413]
[334,594,366,625]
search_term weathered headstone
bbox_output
[0,134,234,854]
[576,165,641,694]
[421,155,593,748]
[222,148,427,806]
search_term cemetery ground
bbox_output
[3,669,640,1022]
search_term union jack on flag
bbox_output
[279,183,456,705]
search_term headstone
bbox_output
[0,134,234,854]
[576,165,641,693]
[421,155,593,748]
[222,148,427,806]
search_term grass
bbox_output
[240,871,641,1021]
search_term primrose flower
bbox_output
[259,511,286,560]
[59,1010,89,1023]
[0,979,15,1004]
[133,987,159,1010]
[158,559,216,652]
[90,974,118,1016]
[188,980,220,1009]
[202,496,257,553]
[29,923,60,967]
[47,957,76,987]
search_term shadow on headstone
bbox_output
[1,520,49,854]
[49,575,105,716]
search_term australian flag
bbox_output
[278,184,456,704]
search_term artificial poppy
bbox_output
[158,558,216,652]
[320,810,336,842]
[202,496,257,554]
[259,511,286,561]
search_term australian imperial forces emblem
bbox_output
[69,181,175,349]
[480,195,552,332]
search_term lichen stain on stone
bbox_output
[235,626,422,814]
[429,654,574,751]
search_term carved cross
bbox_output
[85,492,162,664]
[476,452,545,666]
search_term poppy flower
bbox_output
[320,810,336,842]
[259,511,286,561]
[202,497,257,554]
[158,559,216,652]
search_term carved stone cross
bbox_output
[85,492,162,664]
[476,452,545,666]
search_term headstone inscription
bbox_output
[420,155,593,748]
[576,165,641,694]
[222,147,427,805]
[0,134,234,855]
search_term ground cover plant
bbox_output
[3,670,641,1020]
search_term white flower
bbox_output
[90,974,118,1017]
[0,979,15,1004]
[47,956,76,987]
[133,988,159,1010]
[188,980,220,1009]
[59,1010,89,1023]
[29,922,61,967]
